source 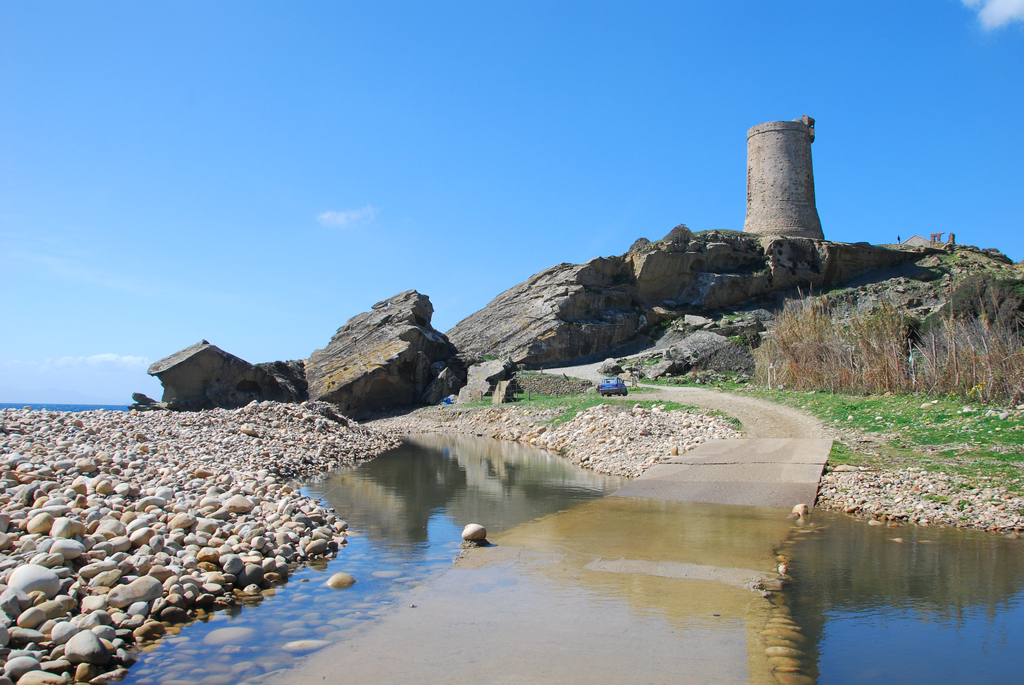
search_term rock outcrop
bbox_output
[457,359,514,403]
[305,291,458,417]
[447,228,922,367]
[146,341,308,410]
[645,331,754,378]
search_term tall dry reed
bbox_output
[754,297,1024,405]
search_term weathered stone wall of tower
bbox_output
[743,116,824,240]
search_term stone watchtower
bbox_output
[743,115,823,240]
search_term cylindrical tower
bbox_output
[743,115,823,240]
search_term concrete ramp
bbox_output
[614,438,831,508]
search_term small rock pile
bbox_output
[0,402,398,684]
[376,403,740,477]
[816,467,1024,532]
[527,403,741,477]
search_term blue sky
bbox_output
[2,1,1022,404]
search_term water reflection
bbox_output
[783,513,1024,684]
[121,435,625,685]
[118,434,1024,685]
[304,434,627,545]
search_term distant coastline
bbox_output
[0,402,129,412]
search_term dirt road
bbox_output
[540,363,826,440]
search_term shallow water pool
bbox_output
[120,436,1024,685]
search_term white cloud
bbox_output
[46,354,150,370]
[963,0,1024,29]
[316,205,378,228]
[0,354,161,405]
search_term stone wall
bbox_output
[510,374,594,397]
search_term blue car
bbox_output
[598,377,628,397]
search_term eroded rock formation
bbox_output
[447,228,919,367]
[305,290,459,416]
[146,341,308,410]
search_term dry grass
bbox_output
[755,297,1024,405]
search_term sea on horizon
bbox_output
[0,402,129,413]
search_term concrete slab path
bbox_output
[613,437,832,508]
[539,365,833,508]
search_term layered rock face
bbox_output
[305,291,458,416]
[447,228,919,367]
[147,341,307,410]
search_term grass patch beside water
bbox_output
[746,388,1024,492]
[463,391,740,430]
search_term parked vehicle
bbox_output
[598,377,628,396]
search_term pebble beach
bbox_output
[815,466,1024,533]
[0,402,398,684]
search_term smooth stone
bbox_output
[49,518,81,539]
[132,622,165,641]
[26,513,54,535]
[125,601,150,617]
[239,564,264,586]
[39,597,72,618]
[4,656,41,680]
[16,606,46,629]
[64,629,110,665]
[79,561,118,580]
[129,527,155,547]
[219,554,243,576]
[461,524,487,541]
[91,625,116,641]
[169,513,196,531]
[90,569,122,588]
[280,639,330,655]
[106,576,163,608]
[325,573,356,589]
[49,539,85,560]
[74,664,98,683]
[765,646,805,658]
[7,565,60,599]
[15,671,65,685]
[0,624,8,648]
[50,621,80,645]
[8,627,45,643]
[224,495,254,514]
[95,520,126,539]
[80,596,108,613]
[0,587,29,618]
[304,539,330,556]
[90,668,129,683]
[203,626,257,646]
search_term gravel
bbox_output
[816,466,1024,532]
[373,402,740,477]
[0,402,398,682]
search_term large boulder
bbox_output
[145,341,307,410]
[670,331,754,374]
[447,230,919,367]
[422,367,465,405]
[457,359,513,403]
[305,291,458,416]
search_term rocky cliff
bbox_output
[447,227,922,367]
[305,290,459,417]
